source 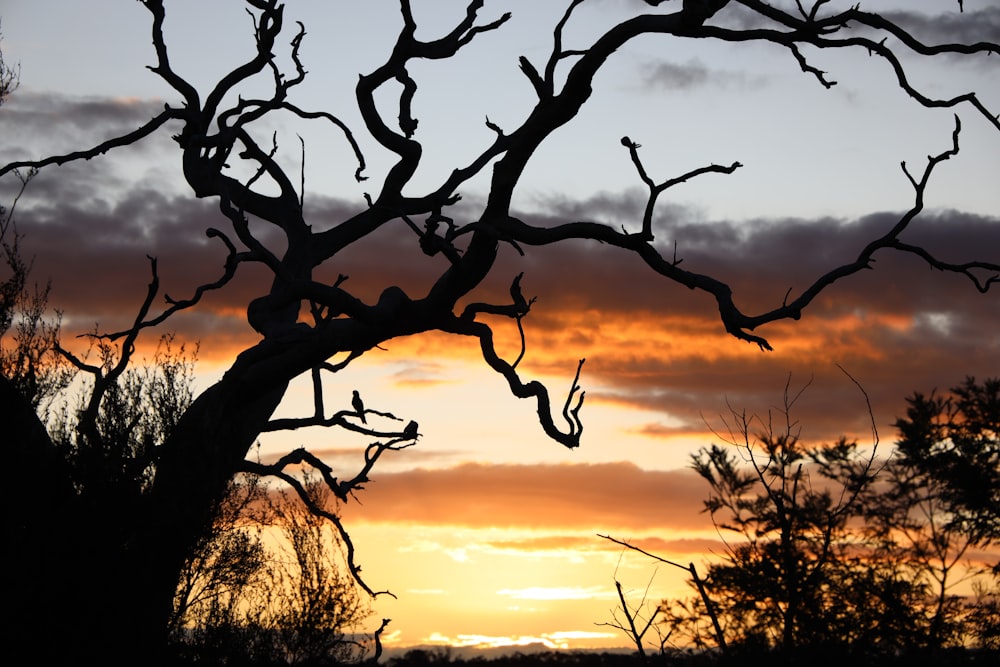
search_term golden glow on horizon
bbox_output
[341,521,702,651]
[420,630,620,651]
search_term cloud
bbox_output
[879,8,1000,46]
[641,59,767,91]
[3,92,997,454]
[484,535,608,553]
[623,535,725,556]
[390,361,459,389]
[0,92,172,161]
[709,3,1000,43]
[420,631,617,651]
[342,461,712,532]
[8,150,998,448]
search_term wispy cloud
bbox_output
[641,59,767,91]
[342,461,711,532]
[391,361,458,388]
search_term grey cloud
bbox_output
[708,3,1000,45]
[714,2,776,30]
[13,94,994,336]
[643,60,712,90]
[641,59,767,91]
[499,203,1000,322]
[0,91,174,162]
[880,8,1000,46]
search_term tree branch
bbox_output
[0,107,181,180]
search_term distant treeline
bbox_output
[380,646,999,667]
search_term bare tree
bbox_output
[2,1,999,663]
[598,534,727,659]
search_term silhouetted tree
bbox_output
[892,377,1000,545]
[0,170,70,409]
[2,2,999,663]
[864,377,1000,647]
[170,474,272,644]
[170,473,370,665]
[660,377,1000,656]
[671,378,897,652]
[2,206,366,665]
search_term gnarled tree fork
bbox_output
[1,0,998,663]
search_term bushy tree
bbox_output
[661,377,1000,656]
[672,380,898,652]
[864,377,1000,647]
[891,377,1000,545]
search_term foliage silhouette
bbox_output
[654,377,999,656]
[865,377,1000,647]
[170,473,371,665]
[3,208,367,664]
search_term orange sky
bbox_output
[2,0,999,654]
[6,160,1000,651]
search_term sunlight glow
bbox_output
[423,631,618,650]
[496,586,614,601]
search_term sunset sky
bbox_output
[2,0,999,653]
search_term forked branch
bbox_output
[599,534,728,654]
[621,136,742,239]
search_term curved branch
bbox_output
[201,0,284,124]
[446,316,584,448]
[140,0,200,109]
[739,0,1000,58]
[753,116,997,327]
[622,136,742,239]
[283,102,368,182]
[891,242,999,293]
[354,0,512,200]
[497,118,994,351]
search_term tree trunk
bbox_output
[2,369,287,665]
[111,375,288,664]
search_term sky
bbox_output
[1,0,999,654]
